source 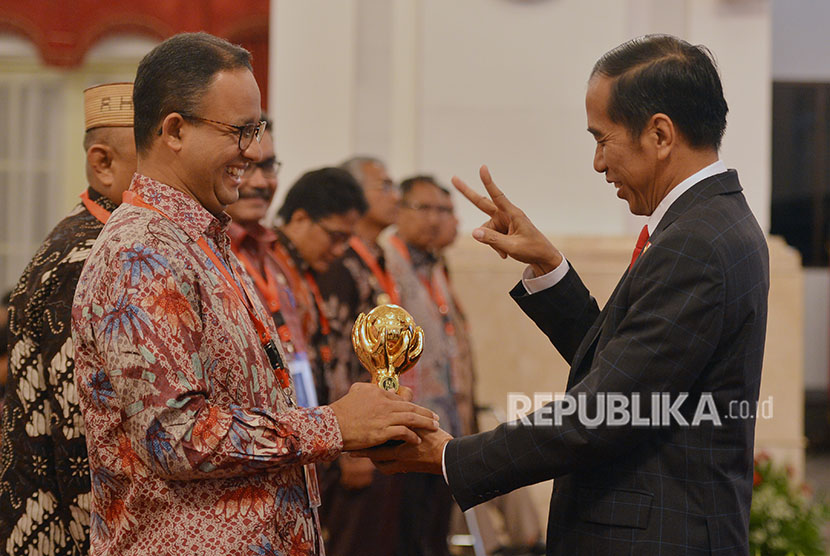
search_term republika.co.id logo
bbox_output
[505,392,774,428]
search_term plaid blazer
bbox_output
[445,171,769,555]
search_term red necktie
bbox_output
[629,225,650,269]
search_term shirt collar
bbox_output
[646,160,727,235]
[276,228,312,275]
[130,173,231,243]
[85,185,119,214]
[228,221,277,250]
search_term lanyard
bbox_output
[271,241,332,363]
[348,236,400,305]
[388,235,455,336]
[235,250,282,314]
[80,190,112,224]
[122,191,292,391]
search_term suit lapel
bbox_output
[564,170,740,391]
[566,269,629,389]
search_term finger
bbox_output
[397,386,414,402]
[479,165,518,215]
[472,227,513,258]
[386,425,421,445]
[472,227,509,259]
[391,411,439,432]
[385,399,440,422]
[451,175,497,217]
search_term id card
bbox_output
[303,463,322,508]
[289,353,319,407]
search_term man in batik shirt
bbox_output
[273,167,367,407]
[0,82,136,556]
[225,120,315,403]
[315,156,405,556]
[384,175,477,556]
[71,33,435,556]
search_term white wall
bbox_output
[271,0,771,235]
[772,0,830,81]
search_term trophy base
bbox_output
[378,376,399,392]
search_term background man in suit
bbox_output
[361,34,770,555]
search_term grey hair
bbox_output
[339,155,385,186]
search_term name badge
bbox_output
[288,352,318,408]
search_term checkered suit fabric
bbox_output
[445,171,769,555]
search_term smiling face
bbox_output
[225,130,277,225]
[586,75,660,216]
[179,68,262,216]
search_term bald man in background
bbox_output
[0,83,136,556]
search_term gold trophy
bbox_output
[351,304,424,392]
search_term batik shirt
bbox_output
[384,238,476,437]
[0,187,115,556]
[316,241,392,403]
[270,232,331,406]
[229,223,316,406]
[71,174,342,556]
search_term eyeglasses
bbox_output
[181,113,267,150]
[400,201,454,216]
[314,220,352,246]
[366,179,397,194]
[245,157,282,178]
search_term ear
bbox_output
[87,144,116,187]
[159,112,187,153]
[646,113,675,161]
[288,208,312,227]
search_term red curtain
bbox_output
[0,0,270,108]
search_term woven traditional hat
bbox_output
[84,82,134,131]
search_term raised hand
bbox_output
[329,383,439,451]
[452,165,563,277]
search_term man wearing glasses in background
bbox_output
[72,33,438,556]
[224,115,320,406]
[384,175,477,556]
[272,168,369,407]
[315,156,408,556]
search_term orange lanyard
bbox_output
[348,236,400,305]
[388,235,454,335]
[80,190,112,224]
[271,241,331,336]
[235,250,281,314]
[122,191,292,391]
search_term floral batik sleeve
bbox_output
[75,239,342,482]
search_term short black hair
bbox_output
[400,175,450,199]
[591,34,728,150]
[133,32,253,154]
[278,167,368,222]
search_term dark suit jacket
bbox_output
[444,170,769,555]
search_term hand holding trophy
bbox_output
[351,304,424,393]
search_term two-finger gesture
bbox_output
[452,165,563,276]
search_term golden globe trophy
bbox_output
[351,304,424,392]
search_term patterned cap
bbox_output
[84,82,134,131]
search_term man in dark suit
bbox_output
[359,34,769,555]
